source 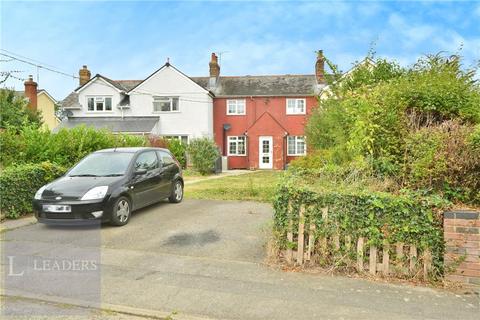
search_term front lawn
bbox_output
[184,170,282,202]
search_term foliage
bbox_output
[0,162,66,218]
[0,125,146,168]
[303,52,480,205]
[185,171,281,202]
[0,89,43,130]
[272,171,449,279]
[148,135,169,148]
[166,139,187,168]
[186,137,219,175]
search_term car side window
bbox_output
[135,151,158,171]
[158,151,175,166]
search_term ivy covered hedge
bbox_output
[0,162,66,219]
[272,176,449,278]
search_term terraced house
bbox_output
[59,52,327,169]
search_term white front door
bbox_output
[259,136,273,169]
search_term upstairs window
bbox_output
[228,136,247,156]
[87,97,112,112]
[227,99,246,115]
[153,97,179,112]
[286,98,306,115]
[287,136,306,156]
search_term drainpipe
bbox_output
[223,123,231,156]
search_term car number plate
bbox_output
[43,205,71,213]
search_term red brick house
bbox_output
[193,52,326,170]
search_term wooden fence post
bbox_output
[423,248,431,280]
[382,243,390,276]
[296,206,305,265]
[286,202,293,264]
[319,207,328,255]
[357,237,364,271]
[409,245,417,273]
[306,221,316,261]
[369,245,377,275]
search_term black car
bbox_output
[33,147,184,226]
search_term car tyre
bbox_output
[168,180,183,203]
[110,196,131,226]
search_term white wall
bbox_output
[73,78,123,117]
[71,66,213,139]
[128,66,213,138]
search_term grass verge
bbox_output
[184,170,282,202]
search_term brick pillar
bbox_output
[444,211,480,289]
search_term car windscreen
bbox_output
[68,152,135,177]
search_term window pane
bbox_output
[153,101,161,112]
[88,98,94,111]
[172,98,179,111]
[135,151,158,171]
[227,101,236,114]
[297,99,305,113]
[238,137,245,154]
[229,140,237,155]
[96,101,104,111]
[287,99,295,113]
[180,136,188,144]
[288,136,296,154]
[160,100,171,112]
[105,98,112,111]
[237,100,245,114]
[297,137,306,154]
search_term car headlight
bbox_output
[81,186,109,201]
[34,185,48,200]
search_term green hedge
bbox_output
[0,162,66,219]
[273,179,449,279]
[0,125,147,168]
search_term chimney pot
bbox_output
[24,75,38,111]
[79,65,91,86]
[315,50,325,84]
[209,53,220,78]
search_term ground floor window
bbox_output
[287,136,306,156]
[163,135,189,144]
[228,136,247,156]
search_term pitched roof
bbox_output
[191,74,318,97]
[54,116,159,133]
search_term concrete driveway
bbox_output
[1,199,478,319]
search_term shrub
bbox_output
[186,137,219,175]
[166,139,187,168]
[0,162,66,218]
[272,172,449,279]
[0,125,147,167]
[0,89,43,130]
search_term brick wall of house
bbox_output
[444,211,480,288]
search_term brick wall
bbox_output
[444,210,480,289]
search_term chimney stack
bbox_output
[79,65,91,86]
[24,75,38,111]
[315,50,325,84]
[209,53,220,78]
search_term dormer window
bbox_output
[153,97,179,112]
[87,96,112,112]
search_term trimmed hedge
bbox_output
[273,176,450,279]
[0,162,66,219]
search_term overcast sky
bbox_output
[1,1,479,100]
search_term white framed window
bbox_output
[153,97,179,112]
[163,135,189,145]
[287,136,306,156]
[87,96,112,112]
[286,98,306,115]
[226,99,246,115]
[228,136,247,156]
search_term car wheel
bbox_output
[111,196,131,226]
[168,180,183,203]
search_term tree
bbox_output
[0,89,43,130]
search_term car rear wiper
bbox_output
[69,174,99,177]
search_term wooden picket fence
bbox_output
[283,204,433,279]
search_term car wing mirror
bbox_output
[134,168,148,176]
